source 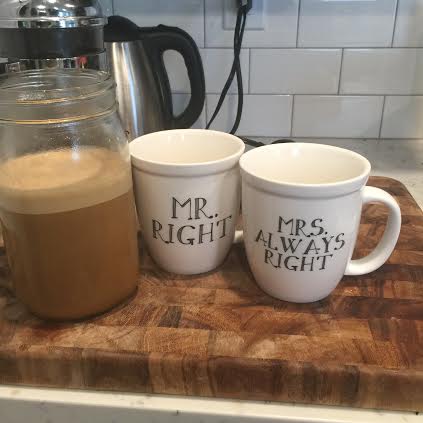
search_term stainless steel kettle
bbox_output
[105,16,205,140]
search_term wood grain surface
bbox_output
[0,177,422,412]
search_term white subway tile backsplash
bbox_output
[206,95,292,136]
[111,0,423,140]
[164,51,190,94]
[202,49,249,94]
[393,0,423,47]
[113,0,204,47]
[164,49,249,94]
[205,0,299,48]
[99,0,113,16]
[172,94,206,129]
[292,96,384,138]
[381,96,423,138]
[250,49,341,94]
[341,49,423,95]
[298,0,397,47]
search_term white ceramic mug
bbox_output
[130,129,245,274]
[239,143,401,303]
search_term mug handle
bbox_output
[345,186,401,276]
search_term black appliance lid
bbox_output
[0,0,107,29]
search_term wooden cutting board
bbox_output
[0,177,422,412]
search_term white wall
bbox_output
[104,0,423,139]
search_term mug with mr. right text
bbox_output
[239,143,401,303]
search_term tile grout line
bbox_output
[290,95,295,137]
[287,136,423,140]
[378,96,387,138]
[337,49,344,94]
[195,93,423,97]
[203,0,206,48]
[203,0,207,127]
[295,0,301,48]
[391,0,400,47]
[202,46,423,50]
[248,48,251,94]
[204,93,209,129]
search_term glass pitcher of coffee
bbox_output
[0,69,139,320]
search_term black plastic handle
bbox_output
[241,137,295,147]
[141,25,205,129]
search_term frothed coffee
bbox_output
[0,147,139,320]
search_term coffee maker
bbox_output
[0,0,108,73]
[0,0,205,138]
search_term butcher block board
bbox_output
[0,177,422,412]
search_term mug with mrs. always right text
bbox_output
[239,143,401,303]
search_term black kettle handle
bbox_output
[141,25,205,129]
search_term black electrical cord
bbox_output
[206,4,247,134]
[206,2,294,147]
[230,6,247,134]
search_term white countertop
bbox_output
[0,138,422,423]
[0,386,421,423]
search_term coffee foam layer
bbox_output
[0,147,132,214]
